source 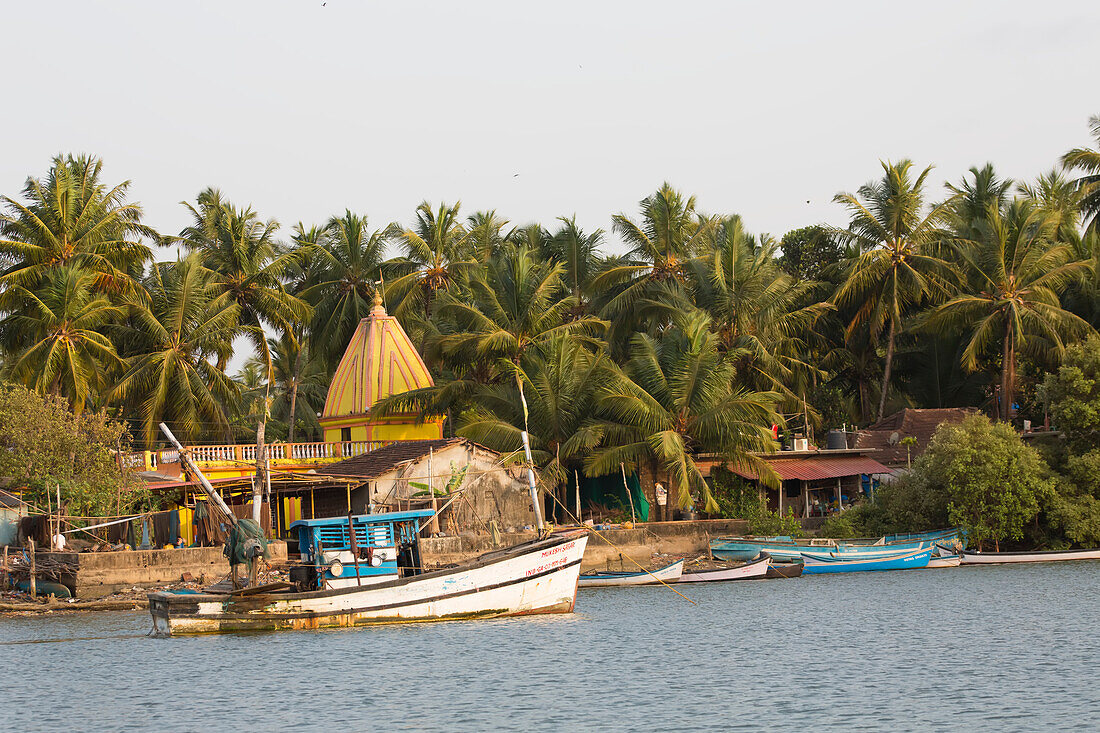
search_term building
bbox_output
[700,447,891,518]
[318,292,444,444]
[854,408,978,469]
[295,438,538,534]
[0,487,27,547]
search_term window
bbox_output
[341,427,352,442]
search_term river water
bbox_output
[1,562,1098,732]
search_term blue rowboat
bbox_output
[711,528,963,562]
[802,546,933,574]
[712,538,936,562]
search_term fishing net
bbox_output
[223,518,270,566]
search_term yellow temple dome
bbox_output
[319,294,443,443]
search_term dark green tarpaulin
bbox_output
[567,471,649,522]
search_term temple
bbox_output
[123,293,441,482]
[318,293,444,443]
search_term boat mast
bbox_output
[159,423,238,528]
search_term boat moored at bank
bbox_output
[959,547,1100,564]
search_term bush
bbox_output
[1042,335,1100,455]
[919,414,1052,550]
[747,507,805,538]
[0,385,144,518]
[819,511,861,538]
[709,465,762,519]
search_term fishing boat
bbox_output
[959,547,1100,565]
[149,510,589,635]
[802,546,933,574]
[678,555,770,583]
[577,559,684,587]
[927,554,961,568]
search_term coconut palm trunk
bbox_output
[877,317,896,421]
[1001,325,1015,422]
[287,344,303,444]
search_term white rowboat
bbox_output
[959,547,1100,565]
[578,559,684,587]
[679,555,771,582]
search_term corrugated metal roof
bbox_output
[733,455,892,481]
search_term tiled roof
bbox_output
[319,438,470,478]
[854,408,978,466]
[0,488,25,508]
[733,455,891,481]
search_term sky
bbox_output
[4,0,1098,258]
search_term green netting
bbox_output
[223,518,270,566]
[567,471,649,522]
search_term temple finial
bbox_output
[371,290,386,316]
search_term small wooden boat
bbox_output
[764,558,804,579]
[149,511,588,635]
[927,554,961,568]
[578,559,684,587]
[678,555,770,582]
[802,546,933,574]
[959,547,1100,565]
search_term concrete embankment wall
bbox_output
[421,519,751,571]
[39,543,288,599]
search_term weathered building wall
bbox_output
[351,443,537,532]
[421,519,751,571]
[42,543,288,599]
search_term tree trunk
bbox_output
[877,318,897,421]
[287,343,303,444]
[1001,327,1016,423]
[253,378,271,525]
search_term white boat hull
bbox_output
[679,556,770,582]
[149,533,588,635]
[927,555,961,568]
[960,548,1100,564]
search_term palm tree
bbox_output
[0,154,156,297]
[1019,169,1084,246]
[466,210,511,263]
[1061,115,1100,235]
[592,183,717,349]
[267,333,328,442]
[300,211,386,368]
[944,164,1013,243]
[544,216,604,311]
[587,311,781,513]
[110,256,242,447]
[833,160,955,421]
[691,215,831,400]
[432,244,606,376]
[387,201,476,320]
[925,199,1093,420]
[0,265,123,412]
[178,189,309,368]
[457,335,619,514]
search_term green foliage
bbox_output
[919,414,1053,548]
[747,508,804,538]
[779,225,843,281]
[819,511,861,539]
[0,385,144,517]
[1043,334,1100,453]
[708,465,762,519]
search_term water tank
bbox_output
[825,430,847,450]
